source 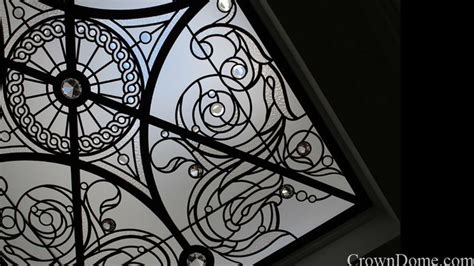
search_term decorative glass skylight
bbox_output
[0,0,370,265]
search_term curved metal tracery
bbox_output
[0,0,369,265]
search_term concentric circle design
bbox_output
[0,0,369,265]
[3,17,142,155]
[16,186,76,258]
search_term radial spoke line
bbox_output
[77,112,86,136]
[82,45,100,73]
[59,37,67,61]
[68,106,85,265]
[5,60,56,84]
[88,93,358,203]
[29,60,50,74]
[100,93,122,100]
[76,37,82,63]
[85,107,103,131]
[23,77,47,84]
[94,102,116,116]
[34,99,57,116]
[47,105,63,130]
[65,119,69,137]
[90,77,121,87]
[65,0,76,71]
[87,60,114,79]
[42,45,58,66]
[25,91,54,100]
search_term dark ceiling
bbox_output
[267,0,400,258]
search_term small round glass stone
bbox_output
[296,141,312,156]
[217,0,233,12]
[279,184,295,199]
[232,65,246,79]
[101,218,116,233]
[208,90,216,98]
[187,252,207,266]
[0,131,10,142]
[118,154,129,165]
[322,156,334,166]
[189,164,204,179]
[140,31,152,44]
[210,103,225,117]
[61,78,82,99]
[13,8,25,19]
[308,195,317,203]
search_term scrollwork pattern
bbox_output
[0,0,365,265]
[0,176,177,265]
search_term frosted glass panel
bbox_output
[0,0,368,265]
[75,0,173,10]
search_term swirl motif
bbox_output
[16,186,75,250]
[188,163,291,257]
[1,185,77,264]
[177,76,252,144]
[0,207,25,240]
[0,176,178,265]
[80,180,178,264]
[167,2,336,260]
[177,25,296,158]
[0,0,363,264]
[177,15,303,258]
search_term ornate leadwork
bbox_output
[0,173,178,265]
[0,0,369,265]
[4,17,141,155]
